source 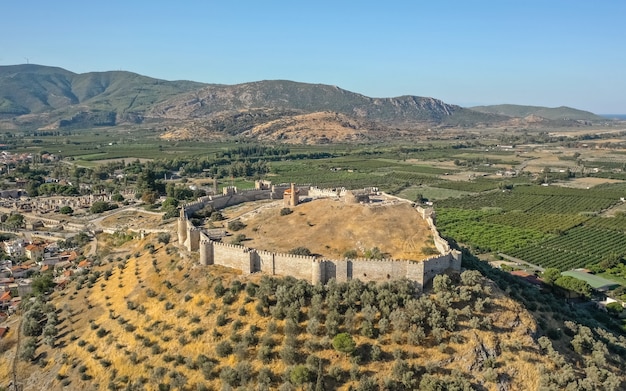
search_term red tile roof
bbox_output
[0,291,11,302]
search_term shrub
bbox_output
[215,341,233,357]
[257,345,273,364]
[157,232,171,245]
[60,206,73,215]
[280,208,293,216]
[289,247,311,256]
[290,365,311,385]
[228,220,246,231]
[220,367,239,387]
[332,333,356,356]
[343,249,358,259]
[280,345,297,365]
[216,313,228,326]
[213,281,226,297]
[90,201,117,214]
[231,233,246,245]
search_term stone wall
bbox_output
[308,186,346,198]
[182,186,462,289]
[273,252,316,281]
[212,241,250,271]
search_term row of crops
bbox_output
[437,186,623,214]
[435,183,626,271]
[508,227,626,271]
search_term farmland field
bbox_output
[435,181,626,272]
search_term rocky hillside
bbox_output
[0,64,606,143]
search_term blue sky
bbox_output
[2,1,625,113]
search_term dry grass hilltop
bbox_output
[225,199,435,260]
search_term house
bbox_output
[3,240,25,259]
[24,244,44,261]
[77,260,92,271]
[40,256,61,267]
[59,251,78,263]
[0,290,11,309]
[53,261,72,271]
[17,279,32,297]
[10,265,33,278]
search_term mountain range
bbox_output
[0,64,607,143]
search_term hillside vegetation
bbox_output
[470,104,603,121]
[2,232,624,390]
[0,64,607,142]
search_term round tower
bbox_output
[177,208,187,245]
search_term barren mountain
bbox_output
[160,111,404,143]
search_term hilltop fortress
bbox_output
[177,183,461,289]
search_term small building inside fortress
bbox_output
[283,183,299,207]
[177,182,460,290]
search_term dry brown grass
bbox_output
[231,198,434,260]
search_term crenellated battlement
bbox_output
[179,183,461,289]
[213,241,250,251]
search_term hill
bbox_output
[0,64,607,143]
[2,232,623,390]
[0,64,205,126]
[221,199,435,259]
[470,104,604,122]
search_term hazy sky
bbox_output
[2,1,625,113]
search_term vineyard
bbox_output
[585,216,626,232]
[436,208,549,253]
[435,183,626,272]
[509,227,626,271]
[483,212,588,234]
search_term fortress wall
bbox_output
[312,260,326,284]
[308,187,346,198]
[406,261,425,289]
[349,258,408,283]
[183,200,206,215]
[178,188,461,288]
[420,252,462,286]
[185,227,200,251]
[333,260,348,282]
[199,235,213,266]
[273,252,316,281]
[213,241,250,271]
[238,189,272,200]
[210,195,240,210]
[253,250,275,274]
[178,217,187,245]
[416,206,450,254]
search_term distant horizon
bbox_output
[3,62,620,116]
[2,2,624,114]
[599,114,626,119]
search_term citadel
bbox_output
[178,182,461,289]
